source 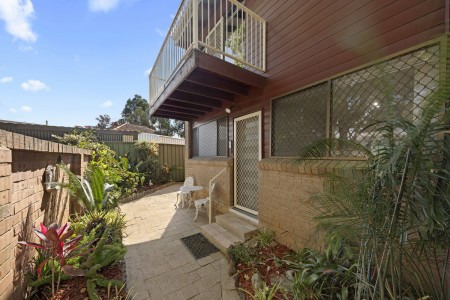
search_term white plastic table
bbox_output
[179,185,203,208]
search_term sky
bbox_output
[0,0,180,127]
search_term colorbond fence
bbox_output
[105,142,185,182]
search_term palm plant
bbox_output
[59,164,115,212]
[298,71,450,298]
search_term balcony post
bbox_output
[192,0,199,49]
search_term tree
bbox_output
[121,95,151,127]
[150,117,184,137]
[96,114,111,129]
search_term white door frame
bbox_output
[233,111,262,215]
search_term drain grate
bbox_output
[180,233,219,260]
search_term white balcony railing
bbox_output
[149,0,266,104]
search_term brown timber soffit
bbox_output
[149,49,267,121]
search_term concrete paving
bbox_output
[120,183,240,300]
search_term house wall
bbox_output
[0,130,90,300]
[187,0,447,248]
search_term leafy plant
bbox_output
[283,247,356,300]
[60,164,116,212]
[106,283,135,300]
[244,282,280,300]
[298,65,450,298]
[228,243,257,266]
[81,226,127,300]
[55,130,138,200]
[255,227,276,248]
[18,222,96,297]
[71,209,126,244]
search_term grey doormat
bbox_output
[180,233,219,260]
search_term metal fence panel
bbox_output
[105,142,185,182]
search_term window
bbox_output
[271,83,328,157]
[192,116,227,157]
[271,44,440,157]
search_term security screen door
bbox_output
[233,111,261,215]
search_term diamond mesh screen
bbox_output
[271,83,328,156]
[332,45,440,156]
[235,114,260,213]
[271,44,440,157]
[192,116,227,157]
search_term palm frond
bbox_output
[298,138,373,162]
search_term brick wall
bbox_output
[0,130,91,300]
[258,158,367,250]
[185,157,233,218]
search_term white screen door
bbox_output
[234,111,261,215]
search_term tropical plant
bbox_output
[244,282,280,300]
[55,130,139,199]
[71,209,126,244]
[18,222,96,297]
[228,243,257,266]
[59,164,116,212]
[284,247,357,300]
[298,69,450,298]
[106,283,135,300]
[81,226,127,300]
[255,227,276,248]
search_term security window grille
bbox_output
[192,116,227,157]
[271,44,440,157]
[271,83,328,157]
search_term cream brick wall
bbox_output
[258,158,367,251]
[185,157,233,218]
[0,130,90,300]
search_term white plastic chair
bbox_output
[175,176,194,208]
[194,183,216,221]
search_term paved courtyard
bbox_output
[120,183,240,300]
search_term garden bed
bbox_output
[37,261,127,300]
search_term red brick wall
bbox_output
[0,130,90,300]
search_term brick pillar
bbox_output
[0,146,13,299]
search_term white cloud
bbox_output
[21,79,49,92]
[0,0,37,42]
[9,108,17,113]
[169,13,175,19]
[155,28,165,37]
[144,68,151,77]
[0,76,13,83]
[20,105,32,112]
[88,0,120,12]
[101,100,112,108]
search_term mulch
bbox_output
[34,261,127,300]
[236,244,294,300]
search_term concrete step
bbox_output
[216,213,258,241]
[201,223,242,253]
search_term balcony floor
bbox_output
[150,49,267,121]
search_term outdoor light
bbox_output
[225,105,234,114]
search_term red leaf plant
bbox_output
[18,222,97,297]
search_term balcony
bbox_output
[149,0,267,121]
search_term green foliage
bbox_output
[71,210,126,244]
[81,226,127,300]
[255,227,276,248]
[283,246,357,300]
[228,243,256,265]
[56,130,138,200]
[106,283,135,300]
[96,114,111,129]
[245,283,280,300]
[298,66,450,298]
[59,164,116,212]
[121,95,151,127]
